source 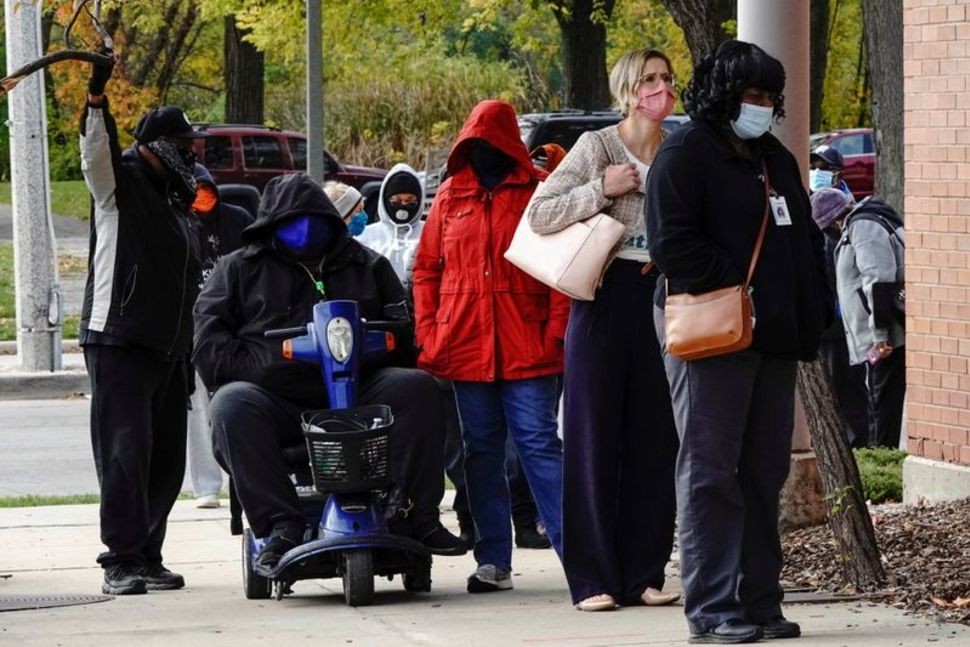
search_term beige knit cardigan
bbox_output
[526,124,654,265]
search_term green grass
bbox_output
[0,180,91,220]
[0,491,225,508]
[853,447,907,504]
[0,243,13,341]
[0,243,82,342]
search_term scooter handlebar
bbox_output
[362,319,410,333]
[264,326,307,340]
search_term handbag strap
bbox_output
[744,162,772,288]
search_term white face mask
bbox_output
[809,169,835,192]
[730,102,774,139]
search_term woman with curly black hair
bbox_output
[645,40,832,643]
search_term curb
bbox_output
[0,370,89,400]
[0,339,81,355]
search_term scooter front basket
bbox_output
[301,405,393,494]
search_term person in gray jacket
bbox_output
[833,192,906,448]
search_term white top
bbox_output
[614,145,651,262]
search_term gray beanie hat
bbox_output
[810,188,853,230]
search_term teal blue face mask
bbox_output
[347,212,367,237]
[730,102,774,139]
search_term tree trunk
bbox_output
[659,0,736,67]
[797,359,886,591]
[549,0,615,110]
[861,0,903,212]
[224,14,264,124]
[809,0,830,132]
[132,1,180,87]
[156,2,199,101]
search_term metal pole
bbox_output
[4,0,62,371]
[306,0,324,184]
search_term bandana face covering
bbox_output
[147,138,198,204]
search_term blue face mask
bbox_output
[809,169,836,192]
[347,212,368,237]
[730,102,775,139]
[274,215,335,259]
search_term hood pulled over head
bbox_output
[378,163,424,227]
[242,172,344,245]
[446,100,540,188]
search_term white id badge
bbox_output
[769,196,792,226]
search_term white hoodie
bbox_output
[357,163,425,290]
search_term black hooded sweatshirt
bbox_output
[191,165,254,288]
[192,173,414,407]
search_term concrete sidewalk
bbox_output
[0,502,966,646]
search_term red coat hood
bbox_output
[446,100,541,184]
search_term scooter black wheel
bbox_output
[403,557,432,593]
[242,528,272,600]
[342,549,374,607]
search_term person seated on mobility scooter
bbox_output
[193,172,466,577]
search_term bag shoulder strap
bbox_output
[744,162,771,287]
[845,212,905,247]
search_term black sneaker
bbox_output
[102,562,147,595]
[515,524,552,549]
[254,535,298,578]
[466,564,513,593]
[689,619,763,644]
[415,521,468,556]
[140,562,185,590]
[759,617,801,639]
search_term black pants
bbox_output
[441,379,472,530]
[561,261,678,604]
[820,337,869,448]
[84,344,187,567]
[655,307,795,634]
[866,348,906,448]
[209,368,445,538]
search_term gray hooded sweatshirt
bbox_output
[834,198,905,365]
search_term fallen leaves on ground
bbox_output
[782,498,970,626]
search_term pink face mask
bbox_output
[636,85,676,121]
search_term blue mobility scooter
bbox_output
[240,300,432,605]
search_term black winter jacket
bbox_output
[192,173,254,289]
[192,173,415,407]
[79,99,200,357]
[646,120,832,361]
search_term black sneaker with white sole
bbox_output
[102,562,147,595]
[140,563,185,590]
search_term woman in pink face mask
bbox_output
[526,49,681,613]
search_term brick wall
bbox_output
[904,0,970,466]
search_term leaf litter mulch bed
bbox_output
[781,498,970,626]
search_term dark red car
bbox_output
[192,124,386,211]
[809,127,875,198]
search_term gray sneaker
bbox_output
[466,564,513,593]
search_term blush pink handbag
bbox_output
[504,182,626,301]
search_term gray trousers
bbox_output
[654,307,796,633]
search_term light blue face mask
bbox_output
[347,212,368,237]
[730,102,775,139]
[809,169,836,192]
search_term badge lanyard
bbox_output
[300,263,326,298]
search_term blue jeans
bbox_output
[453,376,563,570]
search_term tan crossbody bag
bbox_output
[663,165,771,361]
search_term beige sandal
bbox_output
[641,587,680,606]
[575,593,618,612]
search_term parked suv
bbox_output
[809,127,875,198]
[192,124,387,213]
[421,110,690,213]
[517,110,689,152]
